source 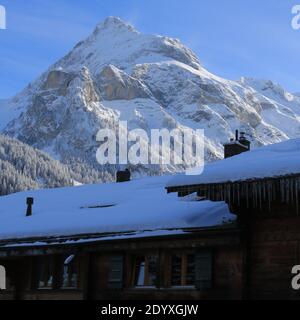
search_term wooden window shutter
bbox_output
[108,255,124,289]
[195,250,212,290]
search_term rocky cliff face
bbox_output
[1,17,300,182]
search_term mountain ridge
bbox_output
[1,17,299,182]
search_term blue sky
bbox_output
[0,0,299,99]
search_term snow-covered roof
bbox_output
[167,138,300,188]
[0,176,235,247]
[224,140,249,149]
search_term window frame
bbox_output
[170,252,196,288]
[35,256,55,290]
[60,255,79,290]
[33,254,81,291]
[131,254,159,289]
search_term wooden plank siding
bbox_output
[0,229,243,300]
[247,215,300,299]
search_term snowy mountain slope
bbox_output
[0,134,108,196]
[0,99,20,131]
[1,17,300,181]
[239,78,300,138]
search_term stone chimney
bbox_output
[224,130,251,159]
[116,169,131,183]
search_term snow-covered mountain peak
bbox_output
[50,17,201,74]
[94,16,137,34]
[1,17,300,184]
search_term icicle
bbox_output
[290,178,294,204]
[259,182,262,210]
[267,181,271,212]
[296,178,299,216]
[248,182,250,209]
[287,178,290,204]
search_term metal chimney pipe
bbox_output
[235,130,239,141]
[26,197,34,217]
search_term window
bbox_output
[171,251,212,289]
[61,255,78,289]
[133,255,158,287]
[171,254,195,287]
[186,254,196,286]
[36,256,54,289]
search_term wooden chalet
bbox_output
[166,133,300,299]
[0,133,299,300]
[0,174,238,301]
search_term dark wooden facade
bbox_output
[0,227,243,300]
[166,174,300,300]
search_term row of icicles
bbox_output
[181,175,300,214]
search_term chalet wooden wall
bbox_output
[2,213,300,300]
[213,247,243,299]
[0,231,244,300]
[0,255,87,300]
[87,245,243,300]
[248,215,300,300]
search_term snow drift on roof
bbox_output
[167,138,300,188]
[0,175,235,242]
